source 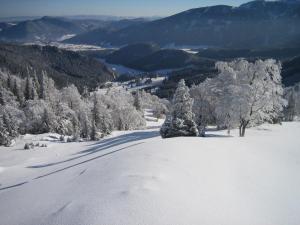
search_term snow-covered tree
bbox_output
[134,90,142,111]
[190,80,216,136]
[160,79,198,138]
[213,59,286,137]
[103,87,146,131]
[0,106,19,146]
[0,114,10,146]
[24,75,37,101]
[91,92,113,136]
[12,79,22,102]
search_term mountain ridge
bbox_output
[66,0,300,48]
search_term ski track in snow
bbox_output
[0,118,300,225]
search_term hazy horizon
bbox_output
[0,0,251,19]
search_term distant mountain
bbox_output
[63,18,152,46]
[0,17,90,42]
[0,22,14,31]
[0,16,153,43]
[0,43,114,89]
[66,0,300,48]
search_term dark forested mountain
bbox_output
[104,43,214,71]
[126,49,214,72]
[106,43,160,65]
[282,56,300,86]
[196,47,300,60]
[0,43,114,89]
[66,0,300,48]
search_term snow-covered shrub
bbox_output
[24,142,34,149]
[160,79,198,138]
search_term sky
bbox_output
[0,0,252,18]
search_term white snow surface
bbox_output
[1,116,300,225]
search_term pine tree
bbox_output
[0,88,5,105]
[39,71,48,100]
[32,71,40,98]
[90,120,97,141]
[160,79,198,138]
[134,90,142,111]
[71,116,80,141]
[1,112,18,146]
[24,75,32,101]
[12,79,22,103]
[286,91,296,121]
[80,113,90,139]
[0,115,10,146]
[82,86,90,99]
[41,108,51,133]
[7,75,11,90]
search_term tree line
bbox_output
[0,68,168,146]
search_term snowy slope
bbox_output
[0,119,300,225]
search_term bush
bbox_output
[24,143,30,150]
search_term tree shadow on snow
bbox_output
[27,130,159,170]
[204,134,233,138]
[0,181,28,191]
[1,130,159,191]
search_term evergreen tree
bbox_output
[160,79,198,138]
[80,113,90,139]
[71,116,80,141]
[285,91,296,121]
[24,75,32,101]
[90,120,97,141]
[41,108,52,133]
[32,71,40,98]
[39,71,47,100]
[7,75,11,90]
[0,88,5,105]
[1,112,18,145]
[134,90,142,111]
[82,86,90,99]
[0,115,10,146]
[12,79,22,103]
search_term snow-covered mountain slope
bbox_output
[1,120,300,225]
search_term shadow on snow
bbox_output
[0,130,159,191]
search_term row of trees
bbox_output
[161,59,287,138]
[0,68,168,146]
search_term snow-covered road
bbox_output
[1,122,300,225]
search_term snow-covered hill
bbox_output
[1,119,300,225]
